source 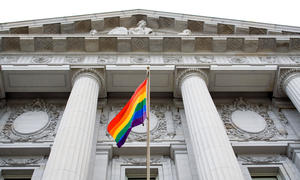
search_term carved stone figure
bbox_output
[108,20,152,35]
[178,29,191,35]
[108,27,128,35]
[129,20,152,35]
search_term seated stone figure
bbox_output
[107,27,128,35]
[129,20,152,35]
[108,20,152,35]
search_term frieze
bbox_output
[194,56,215,63]
[31,56,52,64]
[0,99,61,143]
[238,154,285,164]
[118,156,167,166]
[258,56,278,64]
[217,98,286,141]
[1,55,300,65]
[163,55,182,64]
[64,56,84,64]
[130,56,150,64]
[97,56,117,64]
[289,56,300,63]
[0,156,45,167]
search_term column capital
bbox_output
[175,68,208,97]
[278,68,300,95]
[72,68,106,98]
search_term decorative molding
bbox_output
[65,56,84,64]
[238,154,285,164]
[0,99,61,142]
[31,56,52,64]
[217,97,285,141]
[163,55,182,64]
[229,56,249,64]
[258,56,278,64]
[130,56,150,64]
[175,68,208,97]
[118,156,166,165]
[194,56,215,63]
[0,55,300,65]
[0,157,45,167]
[97,56,117,64]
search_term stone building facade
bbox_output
[0,9,300,180]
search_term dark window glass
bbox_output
[251,177,277,180]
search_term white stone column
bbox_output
[280,69,300,112]
[177,69,244,180]
[42,69,103,180]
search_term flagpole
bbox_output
[146,66,151,180]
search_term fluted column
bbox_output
[177,69,244,180]
[42,69,103,180]
[280,69,300,112]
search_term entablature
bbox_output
[1,35,300,53]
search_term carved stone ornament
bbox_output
[97,56,117,64]
[229,56,249,64]
[278,68,300,95]
[238,154,285,164]
[0,156,45,167]
[194,56,215,63]
[164,56,182,64]
[259,56,278,64]
[289,56,300,63]
[64,56,84,64]
[130,56,150,64]
[217,98,283,141]
[0,99,61,142]
[118,156,166,166]
[31,56,52,64]
[0,56,19,64]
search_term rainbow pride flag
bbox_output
[107,79,148,148]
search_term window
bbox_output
[251,177,278,180]
[126,168,158,180]
[248,167,284,180]
[1,169,33,180]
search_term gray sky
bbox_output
[1,0,300,27]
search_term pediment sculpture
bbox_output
[108,20,152,35]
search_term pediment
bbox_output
[1,9,300,35]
